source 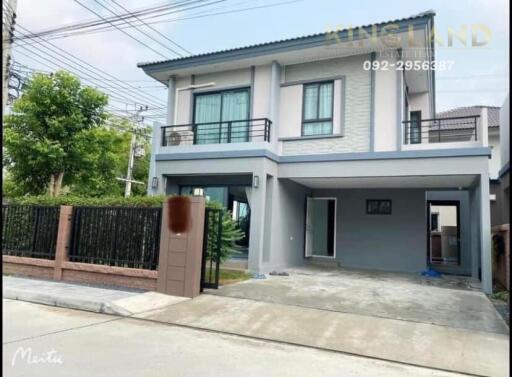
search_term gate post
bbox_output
[54,205,73,280]
[157,196,205,298]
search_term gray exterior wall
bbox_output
[312,189,427,273]
[281,55,372,155]
[165,174,253,195]
[265,179,311,270]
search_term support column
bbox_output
[167,76,176,126]
[479,107,489,146]
[247,170,267,273]
[54,206,73,280]
[469,186,480,279]
[479,173,493,294]
[268,60,281,152]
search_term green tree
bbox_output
[206,200,245,263]
[70,125,130,197]
[3,71,108,196]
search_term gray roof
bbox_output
[436,106,500,129]
[137,10,435,71]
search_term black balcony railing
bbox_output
[161,118,271,146]
[403,115,479,145]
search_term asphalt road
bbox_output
[2,299,465,377]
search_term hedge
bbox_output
[6,195,225,209]
[7,195,167,208]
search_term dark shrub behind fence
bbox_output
[69,207,162,270]
[2,205,60,259]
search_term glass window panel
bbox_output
[195,94,222,144]
[222,90,249,143]
[303,85,318,120]
[194,90,250,144]
[318,83,333,118]
[195,94,221,123]
[204,187,228,206]
[410,111,421,144]
[303,121,333,136]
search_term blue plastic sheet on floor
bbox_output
[421,267,442,278]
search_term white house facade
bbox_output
[139,11,494,293]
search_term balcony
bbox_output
[402,115,479,147]
[161,118,271,147]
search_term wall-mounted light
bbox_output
[253,175,259,188]
[151,177,159,189]
[193,187,204,196]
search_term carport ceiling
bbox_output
[291,175,477,189]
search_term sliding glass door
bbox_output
[194,88,250,144]
[305,197,336,258]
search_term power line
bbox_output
[91,0,185,58]
[12,46,161,109]
[13,0,207,41]
[108,0,192,55]
[12,0,299,44]
[14,23,166,107]
[73,0,186,59]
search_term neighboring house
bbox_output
[494,95,510,226]
[436,106,502,224]
[437,106,501,178]
[139,11,495,293]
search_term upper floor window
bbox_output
[409,111,422,144]
[194,88,250,144]
[302,81,334,136]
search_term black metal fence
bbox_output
[403,115,479,144]
[2,205,60,259]
[69,207,162,270]
[201,208,223,290]
[161,118,272,146]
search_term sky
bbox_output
[11,0,510,115]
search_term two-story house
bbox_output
[138,11,494,293]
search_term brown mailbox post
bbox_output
[157,196,206,298]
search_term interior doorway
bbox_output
[427,200,461,266]
[305,197,336,258]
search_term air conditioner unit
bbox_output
[167,131,182,146]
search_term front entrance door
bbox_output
[427,200,461,266]
[305,197,336,258]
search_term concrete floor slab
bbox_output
[210,267,509,334]
[136,294,509,377]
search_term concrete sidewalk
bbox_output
[3,275,509,377]
[3,276,188,315]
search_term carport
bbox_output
[210,266,508,334]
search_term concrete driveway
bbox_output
[210,266,509,334]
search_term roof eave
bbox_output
[137,12,434,74]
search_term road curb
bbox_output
[3,287,133,316]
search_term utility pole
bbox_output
[123,104,147,197]
[2,0,18,115]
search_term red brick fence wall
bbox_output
[3,205,158,290]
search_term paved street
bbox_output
[3,299,466,377]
